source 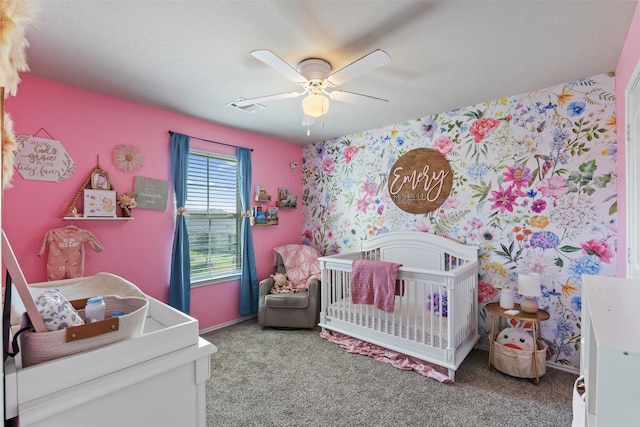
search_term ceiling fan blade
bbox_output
[328,90,388,107]
[327,49,391,86]
[233,91,302,107]
[250,49,307,84]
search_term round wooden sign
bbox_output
[388,148,453,214]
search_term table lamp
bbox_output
[518,272,541,314]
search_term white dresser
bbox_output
[580,275,640,426]
[4,296,216,427]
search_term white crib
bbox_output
[318,231,479,380]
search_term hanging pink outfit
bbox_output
[39,226,104,281]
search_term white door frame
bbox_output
[626,58,640,278]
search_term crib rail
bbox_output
[318,248,478,376]
[360,248,471,272]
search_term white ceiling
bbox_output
[22,0,638,146]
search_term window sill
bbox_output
[191,273,241,288]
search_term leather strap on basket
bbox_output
[1,272,31,359]
[65,318,120,342]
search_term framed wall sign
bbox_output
[133,176,169,210]
[387,148,453,214]
[14,135,75,182]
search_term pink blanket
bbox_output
[320,329,453,383]
[351,259,401,312]
[273,244,322,290]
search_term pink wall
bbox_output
[616,1,640,277]
[3,74,304,330]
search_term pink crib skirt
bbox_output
[320,329,453,383]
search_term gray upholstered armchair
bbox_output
[258,245,321,329]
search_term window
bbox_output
[185,149,241,285]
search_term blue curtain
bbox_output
[169,132,191,314]
[237,147,259,315]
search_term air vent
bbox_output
[227,98,265,113]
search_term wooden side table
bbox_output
[486,302,550,384]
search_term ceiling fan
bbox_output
[231,49,391,125]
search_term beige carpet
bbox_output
[201,319,576,427]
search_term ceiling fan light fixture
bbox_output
[302,93,330,118]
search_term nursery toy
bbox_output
[270,272,296,294]
[496,327,534,351]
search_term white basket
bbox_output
[19,295,148,367]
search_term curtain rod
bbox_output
[168,130,253,152]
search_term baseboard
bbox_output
[199,314,257,334]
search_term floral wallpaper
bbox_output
[301,73,617,371]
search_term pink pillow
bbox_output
[273,244,322,290]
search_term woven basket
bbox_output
[19,295,148,367]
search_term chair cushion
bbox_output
[273,244,322,290]
[264,291,309,309]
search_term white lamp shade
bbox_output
[518,273,542,297]
[302,94,330,118]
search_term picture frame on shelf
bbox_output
[91,169,110,190]
[84,189,117,217]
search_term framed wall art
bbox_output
[83,189,117,217]
[91,169,111,190]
